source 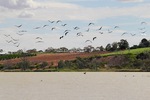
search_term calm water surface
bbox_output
[0,72,150,100]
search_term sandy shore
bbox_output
[0,72,150,100]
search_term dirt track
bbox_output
[0,52,107,66]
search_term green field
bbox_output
[101,47,150,57]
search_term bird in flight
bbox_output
[114,26,119,29]
[74,27,80,30]
[64,30,71,33]
[141,31,146,33]
[121,32,128,36]
[88,23,94,26]
[36,41,44,43]
[77,32,83,36]
[16,33,24,36]
[51,27,56,31]
[19,30,27,32]
[48,20,55,23]
[86,28,90,32]
[34,27,40,29]
[62,24,67,26]
[85,40,92,43]
[6,40,13,43]
[59,36,64,39]
[4,34,10,37]
[141,21,147,25]
[138,27,145,30]
[11,37,19,41]
[36,37,42,40]
[108,29,113,33]
[15,43,20,47]
[130,33,136,36]
[99,32,103,34]
[97,26,102,31]
[15,24,22,28]
[93,37,97,41]
[64,32,69,36]
[43,25,49,28]
[56,20,62,23]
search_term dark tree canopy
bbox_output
[139,38,150,48]
[118,39,129,50]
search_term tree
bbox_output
[59,47,69,52]
[112,42,118,51]
[130,45,138,49]
[26,49,37,53]
[57,60,65,69]
[100,46,104,51]
[105,44,112,51]
[0,49,3,53]
[45,47,56,53]
[17,57,30,71]
[84,45,94,52]
[75,57,86,69]
[139,38,150,48]
[16,49,23,54]
[118,39,129,50]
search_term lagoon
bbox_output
[0,72,150,100]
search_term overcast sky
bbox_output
[0,0,150,53]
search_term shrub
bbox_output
[141,60,150,72]
[17,58,30,71]
[136,51,150,60]
[58,60,65,69]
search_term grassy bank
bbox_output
[101,47,150,57]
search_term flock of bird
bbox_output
[0,20,148,51]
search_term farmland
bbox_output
[0,47,150,72]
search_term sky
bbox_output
[0,0,150,53]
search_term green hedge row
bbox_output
[0,53,36,60]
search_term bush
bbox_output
[58,60,65,69]
[141,60,150,72]
[136,51,150,60]
[17,58,30,71]
[40,61,48,69]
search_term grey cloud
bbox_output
[0,0,37,10]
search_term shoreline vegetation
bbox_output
[0,38,150,72]
[0,47,150,72]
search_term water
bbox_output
[0,72,150,100]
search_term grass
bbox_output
[101,47,150,57]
